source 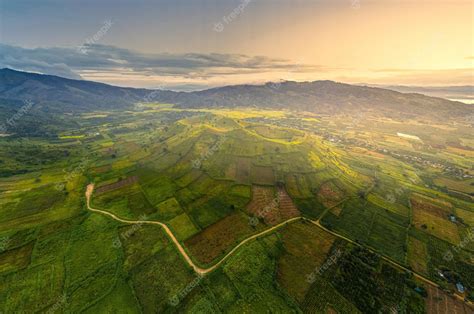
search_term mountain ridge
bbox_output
[0,68,471,120]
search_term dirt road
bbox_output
[85,183,472,307]
[86,183,299,275]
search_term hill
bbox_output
[0,68,471,121]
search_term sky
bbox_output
[0,0,472,90]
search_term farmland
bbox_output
[0,105,473,313]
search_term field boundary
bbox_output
[85,183,472,307]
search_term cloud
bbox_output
[0,43,322,82]
[0,44,83,79]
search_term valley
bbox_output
[0,102,472,313]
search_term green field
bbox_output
[1,107,473,312]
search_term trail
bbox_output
[86,183,299,275]
[85,184,472,306]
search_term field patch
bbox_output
[168,213,199,241]
[277,186,300,221]
[91,164,112,175]
[277,221,336,302]
[456,208,474,226]
[317,180,345,209]
[95,176,138,195]
[367,193,409,217]
[285,174,314,199]
[130,245,195,313]
[246,185,275,215]
[0,242,34,274]
[140,176,178,206]
[426,285,473,314]
[221,235,299,312]
[156,197,183,220]
[235,157,252,183]
[434,177,474,194]
[407,236,428,275]
[410,194,452,219]
[93,182,155,218]
[411,194,460,244]
[119,225,169,271]
[250,165,275,185]
[185,212,254,265]
[4,185,66,222]
[229,184,251,199]
[301,277,360,314]
[367,214,407,263]
[412,209,460,244]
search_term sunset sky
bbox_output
[1,0,472,89]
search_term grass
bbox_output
[119,224,169,271]
[156,197,183,220]
[301,276,361,314]
[412,209,461,245]
[366,214,407,263]
[221,235,299,312]
[129,245,195,313]
[367,192,410,217]
[168,213,199,241]
[407,236,428,275]
[276,221,336,302]
[0,107,472,312]
[0,242,34,274]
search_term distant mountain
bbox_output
[0,68,471,120]
[363,84,474,103]
[0,68,152,111]
[158,81,472,120]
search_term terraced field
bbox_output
[0,108,473,313]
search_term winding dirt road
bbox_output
[85,183,473,306]
[86,183,299,275]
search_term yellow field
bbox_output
[413,210,460,244]
[446,146,474,158]
[434,177,474,194]
[407,236,428,275]
[59,135,85,139]
[455,208,474,226]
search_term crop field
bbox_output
[276,221,336,302]
[301,277,361,314]
[250,165,275,185]
[246,186,276,218]
[184,211,255,265]
[434,176,474,195]
[411,194,461,244]
[277,186,300,221]
[425,285,472,314]
[407,236,429,275]
[317,180,345,209]
[0,106,472,312]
